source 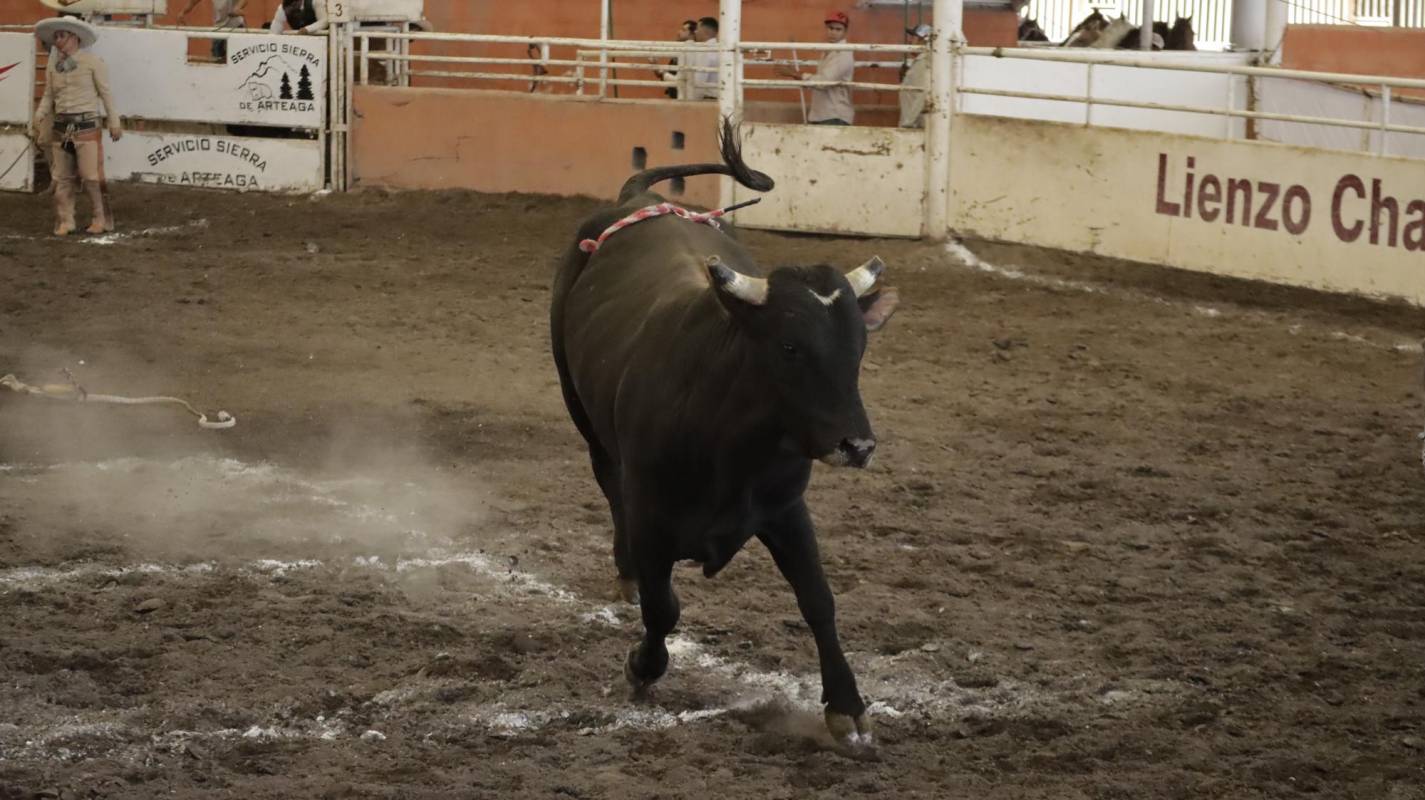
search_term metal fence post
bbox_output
[925,0,960,241]
[1380,84,1391,156]
[599,0,610,98]
[718,0,742,210]
[1085,63,1095,126]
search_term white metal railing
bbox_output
[571,47,915,99]
[736,40,927,98]
[1284,0,1425,25]
[570,48,728,98]
[959,45,1425,154]
[351,30,714,95]
[348,29,1425,156]
[350,29,926,101]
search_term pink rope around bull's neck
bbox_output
[578,198,762,254]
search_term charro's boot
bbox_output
[83,179,109,234]
[50,144,76,236]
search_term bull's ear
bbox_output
[707,256,768,306]
[858,286,900,332]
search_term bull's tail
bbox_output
[616,117,775,204]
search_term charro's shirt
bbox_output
[34,50,120,129]
[808,49,855,124]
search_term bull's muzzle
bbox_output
[820,437,877,469]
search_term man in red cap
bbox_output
[775,11,855,125]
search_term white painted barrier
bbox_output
[0,32,35,192]
[38,0,166,14]
[88,27,326,128]
[104,131,324,192]
[952,114,1425,304]
[1259,77,1425,159]
[729,122,926,238]
[341,0,424,21]
[959,51,1253,139]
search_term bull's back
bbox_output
[560,211,753,344]
[555,214,754,450]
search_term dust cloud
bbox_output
[1,353,491,570]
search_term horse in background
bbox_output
[1114,16,1196,50]
[1090,15,1137,48]
[1059,12,1197,51]
[1166,16,1197,50]
[1018,16,1050,42]
[1113,19,1169,50]
[1062,9,1108,47]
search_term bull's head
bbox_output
[708,255,899,468]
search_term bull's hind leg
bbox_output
[553,278,636,604]
[624,555,679,693]
[758,502,873,750]
[589,449,639,604]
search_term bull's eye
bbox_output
[780,342,799,360]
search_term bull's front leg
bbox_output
[624,551,679,693]
[758,502,872,750]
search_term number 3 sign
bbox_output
[326,0,352,21]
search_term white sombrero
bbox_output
[35,16,99,49]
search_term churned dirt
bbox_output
[1,183,1424,800]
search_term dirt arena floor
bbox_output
[2,183,1424,800]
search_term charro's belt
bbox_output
[53,113,99,135]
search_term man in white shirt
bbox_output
[777,10,855,125]
[651,20,696,99]
[675,16,720,101]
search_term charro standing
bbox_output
[31,16,121,236]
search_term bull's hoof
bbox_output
[624,645,658,694]
[825,709,876,753]
[616,578,640,605]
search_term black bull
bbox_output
[549,122,899,749]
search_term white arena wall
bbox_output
[104,132,324,191]
[87,28,326,128]
[0,27,328,194]
[729,123,927,238]
[0,32,35,192]
[959,51,1254,140]
[951,113,1425,305]
[959,50,1425,159]
[89,27,329,192]
[1257,77,1425,159]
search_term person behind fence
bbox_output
[272,0,328,35]
[50,0,114,23]
[898,23,931,129]
[527,43,552,93]
[176,0,246,60]
[650,19,696,99]
[30,16,121,236]
[678,16,719,101]
[775,10,855,125]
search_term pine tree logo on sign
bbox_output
[230,42,319,114]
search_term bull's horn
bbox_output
[845,256,885,297]
[707,256,768,306]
